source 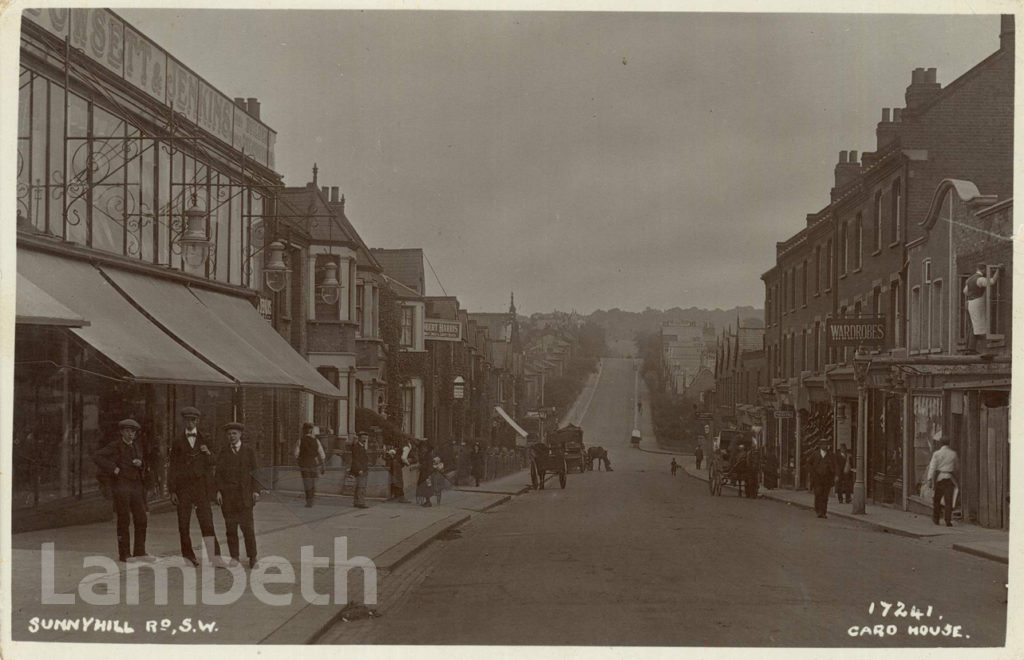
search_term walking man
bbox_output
[808,439,836,519]
[296,422,325,507]
[834,444,853,504]
[670,457,679,476]
[215,422,261,568]
[93,419,152,563]
[927,436,959,527]
[169,406,222,566]
[694,442,704,470]
[351,434,370,509]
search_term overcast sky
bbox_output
[115,8,1002,315]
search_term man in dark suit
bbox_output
[169,406,223,566]
[215,422,261,568]
[351,435,370,509]
[808,439,836,518]
[94,419,153,563]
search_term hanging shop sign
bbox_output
[424,318,462,342]
[774,409,794,419]
[825,315,886,350]
[24,8,276,169]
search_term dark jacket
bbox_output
[215,442,261,510]
[168,429,217,496]
[350,442,369,476]
[94,438,150,486]
[808,449,836,489]
[297,434,323,469]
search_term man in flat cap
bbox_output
[169,406,223,566]
[94,419,152,563]
[215,422,261,568]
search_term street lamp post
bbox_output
[851,352,872,514]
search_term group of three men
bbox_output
[93,406,261,568]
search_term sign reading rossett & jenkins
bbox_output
[825,316,886,349]
[424,318,462,342]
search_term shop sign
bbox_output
[257,295,273,322]
[774,410,794,419]
[233,106,271,166]
[198,81,234,145]
[696,412,714,420]
[826,316,886,349]
[424,318,462,342]
[124,27,167,103]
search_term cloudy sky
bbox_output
[115,7,1001,314]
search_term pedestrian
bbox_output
[416,439,434,507]
[295,422,325,507]
[215,422,261,569]
[386,444,409,502]
[808,439,836,519]
[694,442,704,470]
[169,406,223,566]
[927,436,959,527]
[93,419,153,563]
[670,457,679,476]
[350,434,370,509]
[762,451,779,490]
[962,263,1001,354]
[431,455,446,505]
[401,437,418,503]
[471,443,485,487]
[834,444,854,504]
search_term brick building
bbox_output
[757,16,1012,525]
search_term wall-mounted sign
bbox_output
[826,316,886,349]
[257,295,273,322]
[424,318,462,342]
[774,410,794,419]
[696,412,714,420]
[23,8,276,169]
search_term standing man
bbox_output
[963,263,1001,354]
[93,419,152,563]
[834,444,854,504]
[169,406,222,566]
[670,457,679,476]
[808,439,836,519]
[295,422,325,508]
[694,442,704,471]
[350,434,370,509]
[927,437,959,527]
[215,422,261,568]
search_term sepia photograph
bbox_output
[1,1,1017,656]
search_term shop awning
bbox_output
[102,267,308,391]
[16,273,88,327]
[494,405,528,438]
[190,288,342,399]
[17,251,232,385]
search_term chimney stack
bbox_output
[246,98,260,120]
[1001,14,1014,52]
[233,97,246,110]
[876,107,900,150]
[833,149,860,191]
[321,186,330,198]
[331,186,340,203]
[904,67,941,111]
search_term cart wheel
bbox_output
[530,462,538,489]
[560,471,567,489]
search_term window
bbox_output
[841,222,849,275]
[401,386,415,435]
[790,268,796,312]
[813,321,821,372]
[802,260,808,306]
[910,286,921,351]
[890,179,902,244]
[873,191,883,252]
[355,282,365,336]
[987,265,1006,337]
[872,287,882,317]
[930,279,943,350]
[313,368,339,435]
[957,274,970,344]
[814,245,821,294]
[400,306,414,348]
[825,239,833,289]
[854,213,863,269]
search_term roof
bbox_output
[382,273,421,299]
[737,326,764,353]
[277,185,357,245]
[328,200,381,271]
[469,312,510,342]
[371,248,425,294]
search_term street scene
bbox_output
[4,5,1016,657]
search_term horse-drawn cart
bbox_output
[529,441,567,489]
[708,429,759,498]
[551,424,586,474]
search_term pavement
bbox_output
[667,451,1009,564]
[9,469,532,645]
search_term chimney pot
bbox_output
[321,186,329,198]
[893,108,903,122]
[331,186,340,203]
[839,150,848,164]
[881,108,891,122]
[849,150,858,164]
[926,67,937,83]
[234,97,246,109]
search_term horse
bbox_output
[587,446,612,472]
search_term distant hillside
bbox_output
[586,306,764,344]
